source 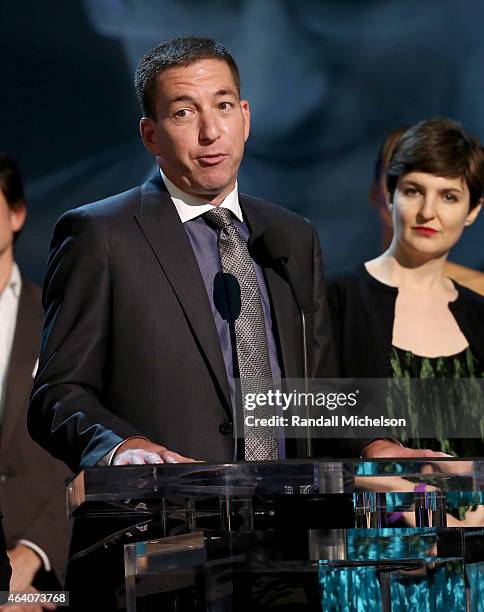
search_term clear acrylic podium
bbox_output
[68,460,484,611]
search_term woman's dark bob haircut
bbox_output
[386,118,484,210]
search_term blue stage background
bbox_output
[1,0,483,283]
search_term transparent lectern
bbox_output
[68,459,484,611]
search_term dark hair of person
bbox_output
[135,36,241,119]
[372,127,408,191]
[386,118,484,210]
[0,153,25,210]
[0,153,26,244]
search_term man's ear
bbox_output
[10,202,27,234]
[240,99,250,142]
[139,117,159,155]
[464,199,482,226]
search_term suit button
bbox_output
[219,422,233,435]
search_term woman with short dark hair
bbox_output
[370,122,484,293]
[328,118,484,459]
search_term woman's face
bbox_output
[390,171,481,259]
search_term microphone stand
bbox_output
[280,260,312,458]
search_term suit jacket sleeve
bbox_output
[17,472,70,582]
[0,517,11,597]
[310,225,338,378]
[28,209,146,473]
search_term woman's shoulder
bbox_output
[450,282,484,366]
[327,263,397,297]
[453,281,484,315]
[445,262,484,296]
[326,263,367,289]
[326,265,367,306]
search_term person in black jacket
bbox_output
[328,118,484,460]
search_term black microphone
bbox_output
[249,225,312,458]
[249,224,291,263]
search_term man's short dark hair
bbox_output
[0,153,25,211]
[386,118,484,210]
[135,36,241,120]
[0,153,26,244]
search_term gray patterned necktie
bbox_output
[204,207,279,461]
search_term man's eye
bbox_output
[174,109,189,118]
[218,101,233,111]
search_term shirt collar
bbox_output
[1,262,21,300]
[160,169,243,224]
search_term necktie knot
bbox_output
[203,207,234,231]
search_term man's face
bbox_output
[140,59,250,204]
[0,190,26,259]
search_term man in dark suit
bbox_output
[0,153,71,603]
[27,37,350,609]
[28,36,340,471]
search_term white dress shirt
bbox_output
[160,170,243,224]
[0,263,21,418]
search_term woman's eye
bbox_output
[405,188,419,197]
[443,193,458,202]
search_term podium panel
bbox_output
[68,460,484,610]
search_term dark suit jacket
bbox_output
[1,277,72,583]
[0,518,11,595]
[28,174,353,473]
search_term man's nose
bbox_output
[199,112,221,144]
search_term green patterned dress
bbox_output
[390,345,484,456]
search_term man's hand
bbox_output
[8,545,41,594]
[112,437,196,465]
[5,545,56,611]
[363,439,450,459]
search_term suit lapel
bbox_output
[134,174,232,416]
[240,196,300,378]
[2,279,41,449]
